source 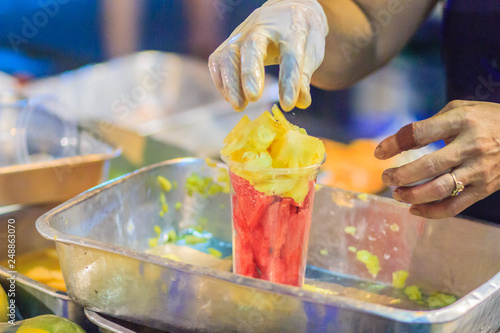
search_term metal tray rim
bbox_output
[0,267,72,301]
[35,158,500,325]
[0,148,121,175]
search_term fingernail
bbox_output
[374,145,385,159]
[409,207,420,216]
[393,189,402,202]
[244,77,258,99]
[381,170,391,185]
[281,86,296,111]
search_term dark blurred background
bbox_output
[0,0,446,143]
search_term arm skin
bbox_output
[312,0,438,90]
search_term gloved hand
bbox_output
[209,0,329,111]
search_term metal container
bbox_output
[84,309,163,333]
[36,158,500,332]
[0,204,98,332]
[0,128,120,206]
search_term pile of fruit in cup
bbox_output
[221,105,325,286]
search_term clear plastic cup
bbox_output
[222,157,323,287]
[0,92,79,167]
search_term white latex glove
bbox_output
[208,0,329,111]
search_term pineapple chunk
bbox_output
[221,115,251,157]
[270,131,323,168]
[222,105,326,204]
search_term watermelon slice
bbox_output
[231,173,316,286]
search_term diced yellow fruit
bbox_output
[154,225,162,236]
[208,248,223,258]
[303,284,339,295]
[392,270,409,288]
[243,151,273,169]
[390,223,400,232]
[283,178,311,204]
[175,202,182,210]
[184,235,207,245]
[319,249,328,256]
[160,192,167,205]
[167,230,177,243]
[221,115,251,156]
[270,130,322,168]
[157,176,172,192]
[271,105,300,132]
[248,111,282,151]
[205,157,217,167]
[356,250,381,277]
[427,292,456,308]
[348,246,357,253]
[222,105,325,204]
[148,237,158,248]
[254,176,297,198]
[223,115,251,145]
[357,193,368,201]
[404,285,422,301]
[344,226,357,236]
[161,253,181,261]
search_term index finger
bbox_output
[375,110,464,160]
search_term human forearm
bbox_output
[313,0,438,90]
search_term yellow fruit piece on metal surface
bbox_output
[390,223,400,232]
[392,270,409,288]
[157,176,172,192]
[356,250,381,277]
[344,226,357,236]
[404,285,422,301]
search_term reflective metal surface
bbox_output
[36,158,500,332]
[84,309,163,333]
[0,204,98,332]
[0,128,120,206]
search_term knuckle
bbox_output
[220,43,240,61]
[460,106,479,127]
[446,99,466,110]
[482,183,495,196]
[399,189,412,203]
[434,179,450,198]
[447,204,462,217]
[421,158,438,175]
[472,138,490,155]
[412,122,423,146]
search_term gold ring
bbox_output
[450,172,464,197]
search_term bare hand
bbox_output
[375,100,500,219]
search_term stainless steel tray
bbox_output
[0,128,120,206]
[0,204,98,332]
[84,309,163,333]
[36,158,500,332]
